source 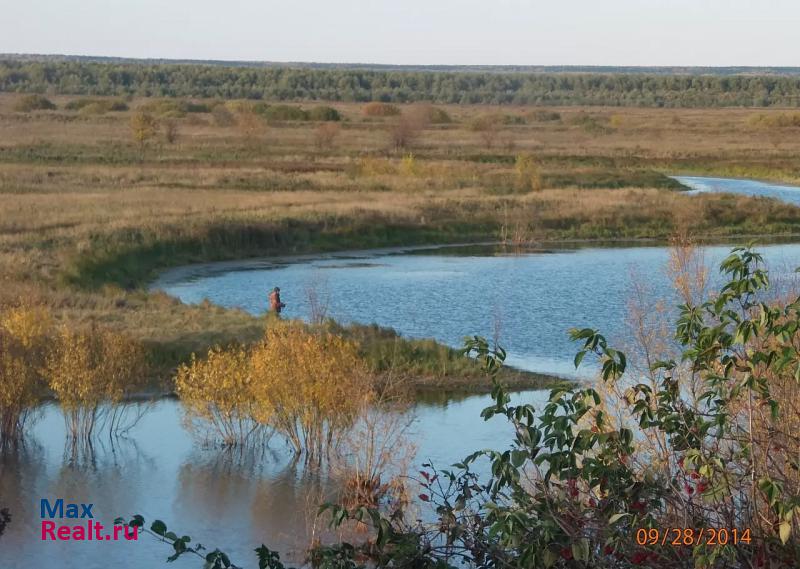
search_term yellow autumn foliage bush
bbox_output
[251,323,372,457]
[44,326,147,438]
[0,305,51,444]
[176,322,373,455]
[176,346,262,446]
[514,153,542,192]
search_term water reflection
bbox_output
[0,390,549,567]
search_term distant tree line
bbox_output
[3,59,800,107]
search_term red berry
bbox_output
[560,548,573,560]
[567,479,579,497]
[418,493,430,502]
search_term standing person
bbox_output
[268,286,286,315]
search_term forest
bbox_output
[3,58,800,106]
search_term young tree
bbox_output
[514,153,542,192]
[235,109,266,145]
[130,111,159,157]
[469,114,501,149]
[388,109,427,151]
[163,119,179,145]
[314,122,341,150]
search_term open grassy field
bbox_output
[2,92,800,389]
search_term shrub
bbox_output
[130,111,159,154]
[235,109,266,142]
[176,323,372,456]
[176,346,262,446]
[43,326,146,439]
[400,153,418,176]
[569,111,612,134]
[210,104,236,127]
[469,114,502,148]
[528,109,561,122]
[314,122,341,149]
[64,98,128,113]
[353,156,397,177]
[409,104,452,124]
[260,104,310,122]
[139,99,209,117]
[362,102,401,117]
[162,120,179,144]
[307,106,342,121]
[514,153,542,192]
[499,113,525,125]
[426,106,452,124]
[13,94,56,112]
[250,323,372,458]
[0,305,50,445]
[388,113,424,150]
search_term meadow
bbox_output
[2,92,800,390]
[3,87,800,567]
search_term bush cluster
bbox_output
[176,322,372,456]
[13,94,56,112]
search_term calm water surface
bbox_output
[673,175,800,205]
[1,393,539,568]
[155,242,800,378]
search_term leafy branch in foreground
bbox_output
[115,515,284,569]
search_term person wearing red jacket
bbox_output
[268,287,286,315]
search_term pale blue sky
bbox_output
[3,0,799,66]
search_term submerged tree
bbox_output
[44,326,147,440]
[177,322,373,459]
[0,305,50,446]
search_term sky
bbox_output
[2,0,800,66]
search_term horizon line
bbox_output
[3,53,800,73]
